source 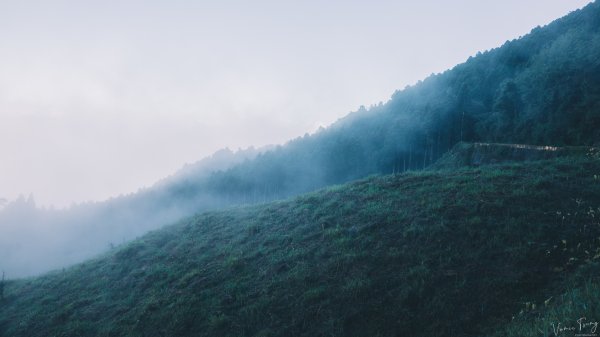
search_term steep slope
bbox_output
[3,1,600,278]
[1,154,600,336]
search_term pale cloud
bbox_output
[0,0,592,207]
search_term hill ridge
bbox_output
[430,141,600,169]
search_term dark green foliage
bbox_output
[168,0,600,206]
[2,153,600,336]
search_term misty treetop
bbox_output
[203,0,600,199]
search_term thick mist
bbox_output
[2,1,600,279]
[0,147,263,278]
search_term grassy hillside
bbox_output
[1,151,600,336]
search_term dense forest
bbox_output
[1,1,600,277]
[175,0,600,201]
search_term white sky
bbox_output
[0,0,592,208]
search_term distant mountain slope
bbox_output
[1,155,600,336]
[154,0,600,207]
[3,1,600,277]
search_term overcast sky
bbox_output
[0,0,592,208]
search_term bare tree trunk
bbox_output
[0,271,5,300]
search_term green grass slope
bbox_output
[1,154,600,336]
